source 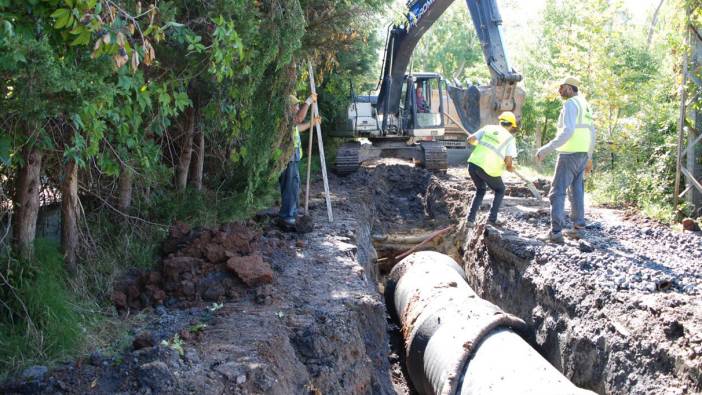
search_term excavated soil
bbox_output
[3,161,701,395]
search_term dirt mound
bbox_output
[346,164,454,234]
[112,221,275,311]
[506,178,551,197]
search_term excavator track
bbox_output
[420,141,448,172]
[334,142,361,175]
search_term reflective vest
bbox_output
[557,95,594,153]
[468,125,514,177]
[292,126,302,160]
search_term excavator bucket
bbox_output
[446,82,526,134]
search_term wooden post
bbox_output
[307,62,334,222]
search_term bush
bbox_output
[0,240,82,375]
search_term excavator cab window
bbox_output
[412,76,444,130]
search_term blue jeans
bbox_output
[467,163,505,223]
[279,160,300,220]
[549,153,588,234]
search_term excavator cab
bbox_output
[402,74,445,137]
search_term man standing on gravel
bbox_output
[278,93,319,230]
[465,111,519,227]
[536,76,595,244]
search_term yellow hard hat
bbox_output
[288,94,300,105]
[498,111,517,128]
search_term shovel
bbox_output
[512,169,542,201]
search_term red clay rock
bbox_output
[162,221,192,254]
[113,222,265,311]
[162,256,200,280]
[682,218,701,232]
[170,221,191,239]
[147,271,161,285]
[133,331,155,350]
[112,291,127,309]
[204,243,227,263]
[226,255,273,286]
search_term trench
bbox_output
[358,164,591,393]
[365,162,702,395]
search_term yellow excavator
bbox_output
[331,0,525,174]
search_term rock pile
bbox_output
[112,221,273,311]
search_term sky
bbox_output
[499,0,664,42]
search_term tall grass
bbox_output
[0,240,82,374]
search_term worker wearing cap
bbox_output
[536,76,595,243]
[278,93,319,230]
[465,111,519,227]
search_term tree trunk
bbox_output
[13,147,43,258]
[175,107,194,192]
[535,115,548,150]
[647,0,665,49]
[189,124,204,191]
[61,158,79,271]
[117,164,133,211]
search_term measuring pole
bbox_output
[307,61,334,222]
[304,110,314,215]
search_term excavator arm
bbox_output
[376,0,523,128]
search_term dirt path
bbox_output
[3,161,700,395]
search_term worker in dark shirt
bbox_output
[416,85,430,113]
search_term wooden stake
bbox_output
[307,61,334,222]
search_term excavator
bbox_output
[331,0,525,174]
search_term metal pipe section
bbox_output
[385,251,595,395]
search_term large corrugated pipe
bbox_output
[385,251,595,395]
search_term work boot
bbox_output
[565,227,585,240]
[276,217,296,232]
[539,231,564,244]
[487,218,505,227]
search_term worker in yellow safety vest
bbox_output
[278,93,320,230]
[536,76,596,244]
[465,111,519,227]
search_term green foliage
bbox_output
[0,240,82,374]
[514,0,688,221]
[413,2,483,82]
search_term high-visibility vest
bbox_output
[557,95,594,153]
[292,126,302,160]
[468,125,515,177]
